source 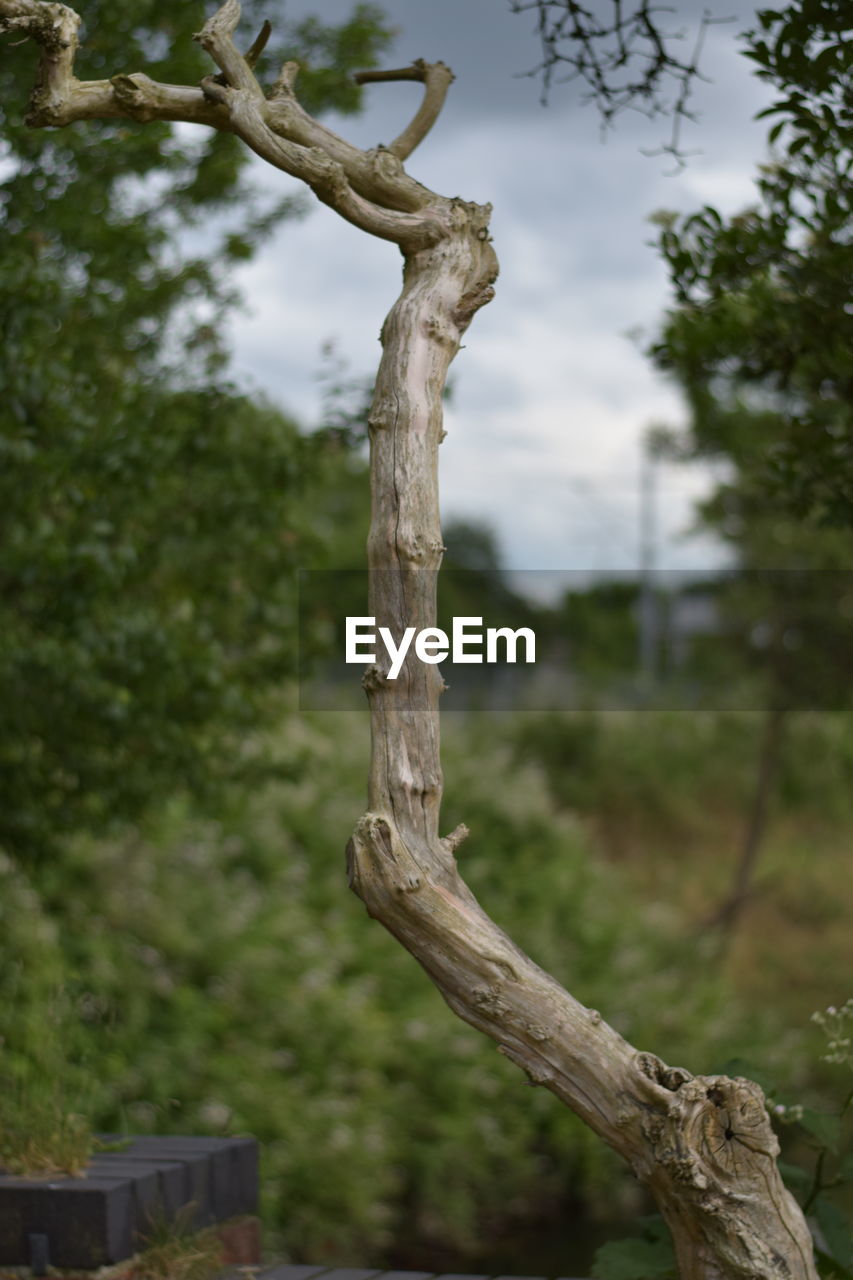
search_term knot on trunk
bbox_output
[640,1074,814,1279]
[266,98,298,133]
[636,1050,693,1091]
[453,236,499,332]
[368,144,405,181]
[361,664,385,692]
[347,812,423,901]
[305,147,350,203]
[643,1075,778,1189]
[111,73,157,121]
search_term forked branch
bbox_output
[195,0,265,99]
[0,0,453,248]
[354,59,455,160]
[244,19,271,70]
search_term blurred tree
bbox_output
[510,7,851,937]
[0,0,391,863]
[439,517,530,637]
[665,450,853,936]
[646,0,852,934]
[560,579,639,687]
[443,518,504,574]
[507,0,728,163]
[649,0,852,524]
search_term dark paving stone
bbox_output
[0,1135,260,1268]
[88,1158,190,1228]
[246,1269,332,1280]
[372,1272,438,1280]
[305,1271,381,1280]
[97,1135,259,1227]
[217,1270,586,1280]
[432,1274,491,1280]
[0,1174,137,1269]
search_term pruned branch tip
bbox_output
[195,0,264,99]
[354,59,455,160]
[245,18,271,69]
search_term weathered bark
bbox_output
[345,241,817,1277]
[0,4,818,1274]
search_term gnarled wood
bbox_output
[0,3,819,1274]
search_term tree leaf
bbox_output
[814,1195,853,1271]
[592,1230,677,1279]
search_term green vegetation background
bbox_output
[1,0,851,1274]
[4,708,853,1271]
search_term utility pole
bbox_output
[638,433,659,687]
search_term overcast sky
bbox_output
[222,0,775,574]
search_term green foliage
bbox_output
[133,1207,224,1280]
[0,1085,92,1179]
[0,713,781,1265]
[0,368,368,862]
[663,545,853,719]
[0,1,388,863]
[510,706,853,1041]
[753,1002,853,1278]
[0,971,95,1177]
[805,1003,853,1277]
[646,0,853,961]
[512,711,771,839]
[280,6,397,118]
[591,1217,676,1280]
[558,581,639,685]
[651,0,852,524]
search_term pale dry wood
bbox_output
[0,0,440,243]
[0,3,820,1274]
[347,191,817,1274]
[353,59,456,160]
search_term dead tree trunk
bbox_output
[0,4,818,1275]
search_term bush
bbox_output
[0,712,796,1265]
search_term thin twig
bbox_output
[354,59,455,160]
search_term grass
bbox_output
[0,1087,92,1179]
[133,1207,224,1280]
[506,709,853,1028]
[485,705,853,1078]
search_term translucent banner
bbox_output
[297,569,853,711]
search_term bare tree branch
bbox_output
[0,0,235,128]
[244,18,272,70]
[195,0,265,100]
[507,0,735,166]
[264,72,436,216]
[200,75,444,247]
[190,3,445,246]
[0,0,448,249]
[354,59,455,160]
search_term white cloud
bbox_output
[222,0,774,574]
